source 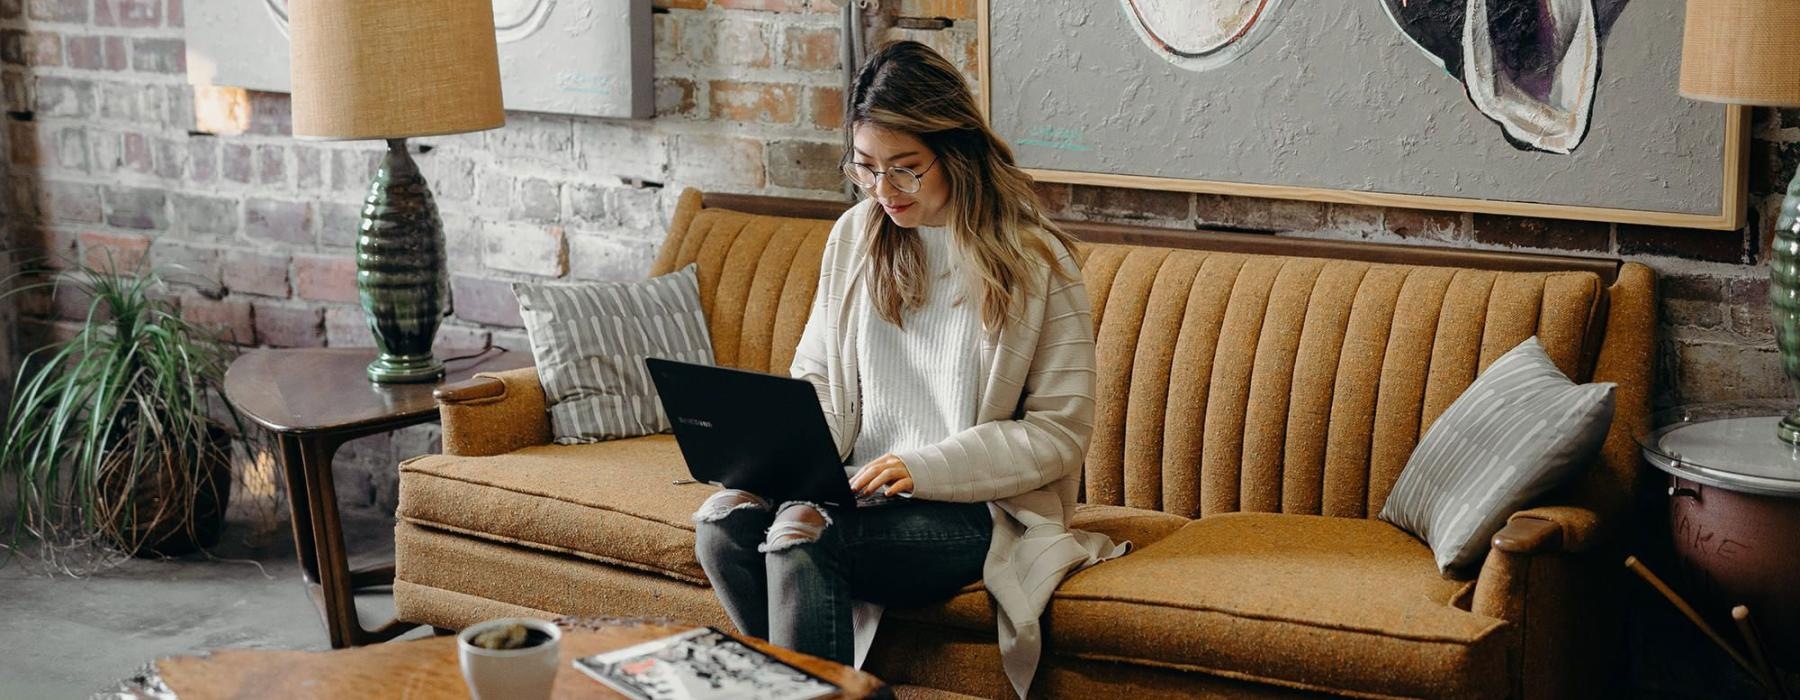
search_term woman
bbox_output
[691,41,1123,698]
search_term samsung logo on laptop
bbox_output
[677,416,714,429]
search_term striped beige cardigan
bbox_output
[790,199,1124,698]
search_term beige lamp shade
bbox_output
[289,0,505,140]
[1681,0,1800,107]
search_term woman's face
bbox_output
[851,125,951,229]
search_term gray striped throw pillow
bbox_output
[513,264,713,444]
[1379,336,1615,574]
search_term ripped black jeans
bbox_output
[692,490,992,665]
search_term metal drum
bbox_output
[1642,401,1800,673]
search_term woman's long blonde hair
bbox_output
[849,41,1078,330]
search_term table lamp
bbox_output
[288,0,505,384]
[1681,0,1800,443]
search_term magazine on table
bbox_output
[572,626,839,700]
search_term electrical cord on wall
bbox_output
[440,336,507,364]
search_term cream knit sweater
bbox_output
[791,199,1123,698]
[849,224,985,488]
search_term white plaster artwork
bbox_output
[264,0,287,38]
[492,0,652,118]
[255,0,553,44]
[1119,0,1289,72]
[493,0,558,44]
[187,0,651,119]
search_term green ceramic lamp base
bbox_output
[1779,413,1800,446]
[357,138,452,387]
[366,354,446,384]
[1773,166,1800,445]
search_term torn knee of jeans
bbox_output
[691,489,769,523]
[757,502,829,553]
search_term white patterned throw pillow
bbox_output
[513,264,714,443]
[1379,336,1615,575]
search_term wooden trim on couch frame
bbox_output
[700,192,1624,284]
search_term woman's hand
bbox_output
[850,454,914,497]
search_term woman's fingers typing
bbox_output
[850,454,914,496]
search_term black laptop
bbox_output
[645,357,856,507]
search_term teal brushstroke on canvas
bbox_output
[557,71,617,96]
[1017,126,1092,152]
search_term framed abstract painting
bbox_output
[980,0,1749,230]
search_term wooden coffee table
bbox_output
[113,618,891,699]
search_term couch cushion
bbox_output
[398,435,713,584]
[402,439,1196,596]
[1048,512,1507,698]
[513,264,714,443]
[1381,336,1616,574]
[890,504,1190,633]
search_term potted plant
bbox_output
[1,258,247,564]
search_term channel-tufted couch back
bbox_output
[651,189,1654,526]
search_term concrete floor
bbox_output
[0,508,427,699]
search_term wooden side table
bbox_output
[223,347,532,649]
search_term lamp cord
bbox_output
[441,337,506,364]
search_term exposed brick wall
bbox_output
[0,0,1787,514]
[0,0,855,512]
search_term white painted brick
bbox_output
[324,307,376,347]
[568,229,659,282]
[672,134,765,190]
[483,221,568,277]
[574,121,671,182]
[436,323,493,351]
[485,113,575,163]
[442,211,485,274]
[607,186,669,231]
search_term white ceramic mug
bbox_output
[456,617,562,700]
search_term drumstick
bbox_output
[1623,556,1762,682]
[1733,606,1788,699]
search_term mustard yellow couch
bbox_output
[393,189,1655,699]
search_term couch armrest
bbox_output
[1496,504,1603,554]
[1471,502,1619,697]
[1491,517,1562,555]
[1473,503,1604,620]
[436,367,553,457]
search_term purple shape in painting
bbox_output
[1381,0,1631,154]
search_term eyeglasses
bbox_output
[842,157,938,194]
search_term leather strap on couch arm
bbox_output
[1496,505,1603,554]
[436,367,552,457]
[1491,518,1562,555]
[436,376,507,403]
